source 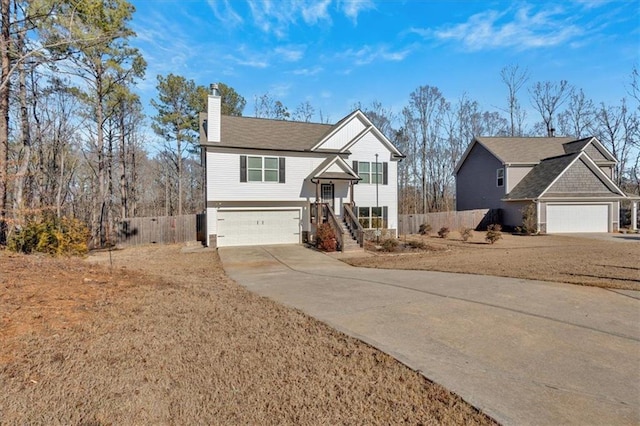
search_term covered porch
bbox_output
[308,156,363,251]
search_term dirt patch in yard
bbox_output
[345,233,640,290]
[0,245,495,425]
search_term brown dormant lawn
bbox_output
[344,233,640,290]
[0,245,495,425]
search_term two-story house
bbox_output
[455,136,638,233]
[200,86,404,249]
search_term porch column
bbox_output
[632,201,638,231]
[350,180,354,205]
[315,180,320,225]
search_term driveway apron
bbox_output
[219,245,640,426]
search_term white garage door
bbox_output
[546,204,608,233]
[217,209,300,247]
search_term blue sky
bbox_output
[129,0,639,125]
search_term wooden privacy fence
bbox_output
[399,209,501,235]
[116,214,205,246]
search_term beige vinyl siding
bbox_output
[506,166,534,193]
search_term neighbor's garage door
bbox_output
[217,209,300,247]
[546,204,608,233]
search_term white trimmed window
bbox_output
[357,206,388,229]
[248,156,278,182]
[240,155,285,183]
[354,161,388,185]
[496,168,504,187]
[357,161,382,184]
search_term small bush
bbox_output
[485,224,503,244]
[459,227,473,242]
[8,214,89,256]
[437,227,450,239]
[418,223,432,235]
[406,240,427,250]
[520,204,537,235]
[381,238,399,252]
[316,223,337,252]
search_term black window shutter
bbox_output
[279,157,286,183]
[383,162,388,185]
[240,155,247,182]
[352,161,359,184]
[383,206,388,226]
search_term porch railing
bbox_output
[325,204,344,252]
[312,202,345,252]
[343,203,364,247]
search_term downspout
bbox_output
[536,199,541,234]
[350,179,354,206]
[311,178,320,228]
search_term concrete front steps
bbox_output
[337,219,362,252]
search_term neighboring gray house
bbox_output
[455,136,638,233]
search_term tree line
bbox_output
[1,0,638,247]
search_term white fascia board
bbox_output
[539,152,625,198]
[341,124,403,158]
[586,136,617,163]
[310,111,360,151]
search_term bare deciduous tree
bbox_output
[292,101,315,122]
[556,88,595,138]
[500,64,529,136]
[254,93,290,120]
[591,98,638,187]
[530,80,573,137]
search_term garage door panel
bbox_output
[546,204,608,233]
[217,209,300,247]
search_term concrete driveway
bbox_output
[557,232,640,243]
[219,245,640,425]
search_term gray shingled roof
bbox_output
[561,137,592,154]
[476,136,576,163]
[506,152,580,199]
[204,115,335,151]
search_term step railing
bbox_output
[325,204,345,252]
[312,202,345,252]
[343,203,364,247]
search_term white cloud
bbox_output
[301,0,332,24]
[223,44,270,68]
[269,83,292,98]
[247,0,332,38]
[340,0,375,24]
[571,0,613,9]
[236,58,270,68]
[224,44,306,69]
[339,44,413,66]
[274,46,305,62]
[292,66,324,76]
[207,0,243,27]
[422,4,584,51]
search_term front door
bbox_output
[321,183,334,212]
